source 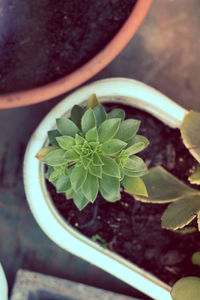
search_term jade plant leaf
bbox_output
[98,118,121,143]
[71,105,85,129]
[56,118,79,137]
[108,108,125,120]
[99,174,120,202]
[171,277,200,300]
[135,166,198,203]
[161,194,200,230]
[188,166,200,185]
[181,110,200,163]
[122,176,148,197]
[114,119,140,141]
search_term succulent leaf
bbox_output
[56,118,79,137]
[65,188,74,199]
[70,164,88,192]
[92,153,103,166]
[101,139,127,155]
[82,172,99,202]
[36,145,57,161]
[56,136,75,150]
[99,174,120,202]
[171,277,200,300]
[191,252,200,266]
[56,174,71,193]
[188,166,200,185]
[181,110,200,163]
[123,142,147,156]
[135,166,198,203]
[42,149,67,166]
[122,176,148,197]
[101,155,120,178]
[48,130,61,146]
[85,127,98,142]
[98,118,121,143]
[81,108,96,134]
[108,108,125,120]
[89,163,102,178]
[93,104,107,127]
[161,195,200,230]
[114,119,140,141]
[86,94,99,109]
[74,189,90,210]
[127,134,149,149]
[64,149,79,162]
[71,105,85,129]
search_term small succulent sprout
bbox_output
[36,95,149,210]
[171,277,200,300]
[135,166,200,231]
[91,234,108,249]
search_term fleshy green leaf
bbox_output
[56,174,71,193]
[114,119,140,141]
[191,252,200,266]
[98,118,121,143]
[124,156,147,172]
[82,172,99,202]
[64,149,79,162]
[56,136,75,150]
[70,164,87,192]
[171,277,200,300]
[93,104,107,127]
[65,188,74,199]
[181,111,200,163]
[99,174,120,202]
[73,189,90,210]
[188,167,200,185]
[101,139,127,155]
[86,127,98,142]
[75,134,85,145]
[127,134,150,149]
[86,94,99,109]
[101,155,120,178]
[36,145,57,161]
[56,118,79,137]
[48,130,61,146]
[71,105,85,129]
[108,108,125,120]
[49,166,65,182]
[89,163,102,178]
[42,149,67,166]
[92,152,103,166]
[161,195,200,230]
[123,143,147,156]
[81,108,96,134]
[122,176,148,197]
[135,166,198,203]
[124,167,148,178]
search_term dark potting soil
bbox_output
[0,0,136,94]
[47,102,200,299]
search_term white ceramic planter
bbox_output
[23,78,188,300]
[0,263,8,300]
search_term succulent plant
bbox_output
[37,95,149,210]
[171,277,200,300]
[135,110,200,232]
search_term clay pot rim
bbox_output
[0,0,152,109]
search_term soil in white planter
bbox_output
[46,103,200,299]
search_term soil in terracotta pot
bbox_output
[0,0,136,94]
[47,103,200,300]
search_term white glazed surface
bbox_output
[0,264,8,300]
[23,78,188,300]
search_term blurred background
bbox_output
[0,0,200,298]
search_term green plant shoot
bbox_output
[36,94,149,210]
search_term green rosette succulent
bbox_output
[37,95,149,210]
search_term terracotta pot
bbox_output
[0,0,152,109]
[23,78,188,300]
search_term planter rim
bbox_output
[0,0,152,109]
[0,263,8,300]
[23,78,187,300]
